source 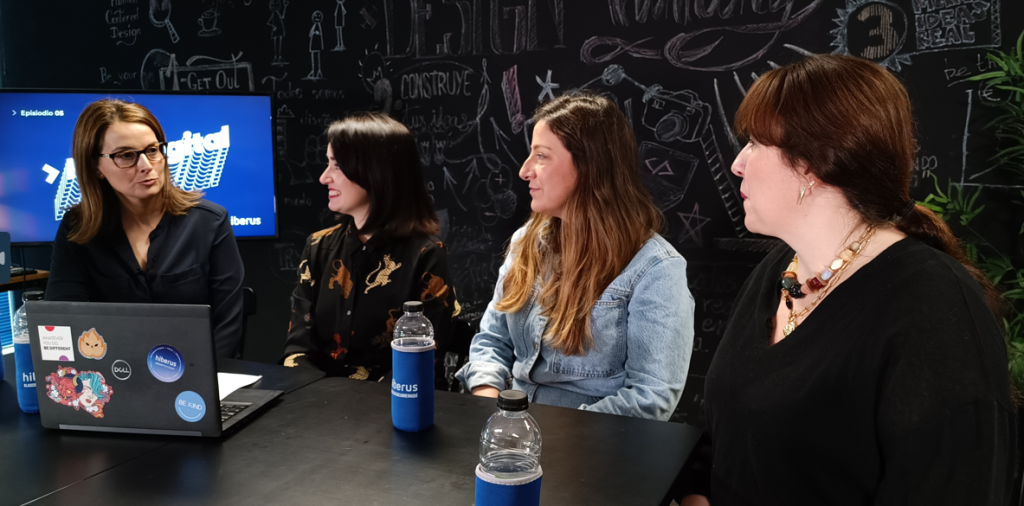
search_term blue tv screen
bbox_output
[0,91,277,243]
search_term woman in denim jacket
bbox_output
[455,93,695,421]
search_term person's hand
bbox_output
[680,495,710,506]
[472,386,500,398]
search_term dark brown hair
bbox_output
[735,54,1002,318]
[68,99,200,243]
[325,113,438,237]
[497,92,664,356]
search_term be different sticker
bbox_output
[38,326,75,362]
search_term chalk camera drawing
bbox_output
[641,87,712,144]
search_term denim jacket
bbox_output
[455,228,694,421]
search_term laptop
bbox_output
[25,301,282,437]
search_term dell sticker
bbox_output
[147,345,185,383]
[37,326,75,361]
[175,391,206,423]
[111,360,132,381]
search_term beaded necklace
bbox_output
[779,226,876,336]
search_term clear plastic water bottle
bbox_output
[12,291,43,413]
[393,301,433,342]
[479,390,542,479]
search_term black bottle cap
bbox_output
[403,301,424,313]
[497,390,529,411]
[22,290,44,302]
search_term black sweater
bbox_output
[46,199,244,359]
[705,237,1016,505]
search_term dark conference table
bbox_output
[0,353,702,505]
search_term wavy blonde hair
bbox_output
[496,93,664,356]
[68,99,200,244]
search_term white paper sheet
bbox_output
[217,372,263,400]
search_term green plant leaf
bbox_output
[970,71,1007,81]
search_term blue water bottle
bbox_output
[11,291,42,413]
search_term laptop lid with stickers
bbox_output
[25,301,223,437]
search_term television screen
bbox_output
[0,91,277,243]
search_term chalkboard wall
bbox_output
[2,0,1021,424]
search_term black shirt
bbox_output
[46,199,245,359]
[705,237,1016,505]
[282,223,458,382]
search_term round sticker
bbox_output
[147,345,184,383]
[111,360,132,381]
[174,391,206,423]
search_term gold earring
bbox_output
[798,181,815,205]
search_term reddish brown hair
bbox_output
[735,54,1002,318]
[497,93,664,356]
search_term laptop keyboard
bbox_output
[220,402,251,423]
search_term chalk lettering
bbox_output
[105,8,140,24]
[913,0,989,50]
[110,25,142,45]
[400,69,473,99]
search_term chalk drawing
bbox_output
[677,203,711,247]
[597,0,825,71]
[269,0,289,66]
[502,65,525,134]
[831,0,1002,71]
[304,11,326,80]
[535,69,559,102]
[639,142,698,211]
[156,52,253,92]
[359,50,395,113]
[149,0,180,44]
[332,0,347,51]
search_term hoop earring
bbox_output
[797,181,815,205]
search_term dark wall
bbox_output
[2,0,1021,424]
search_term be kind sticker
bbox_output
[147,345,184,383]
[175,391,206,423]
[38,326,75,361]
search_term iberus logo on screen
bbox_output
[48,126,231,220]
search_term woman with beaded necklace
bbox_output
[697,55,1016,504]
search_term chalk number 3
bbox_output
[857,4,901,60]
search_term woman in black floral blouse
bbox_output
[282,113,458,383]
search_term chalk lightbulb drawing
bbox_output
[51,126,230,220]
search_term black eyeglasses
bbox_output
[98,142,167,169]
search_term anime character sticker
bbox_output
[78,328,108,360]
[44,367,114,418]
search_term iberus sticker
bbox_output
[77,328,107,360]
[175,391,206,423]
[147,345,185,383]
[44,366,113,418]
[38,326,75,361]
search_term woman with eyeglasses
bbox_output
[46,99,245,358]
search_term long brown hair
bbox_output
[68,99,200,243]
[734,54,1002,318]
[325,112,438,237]
[497,93,664,356]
